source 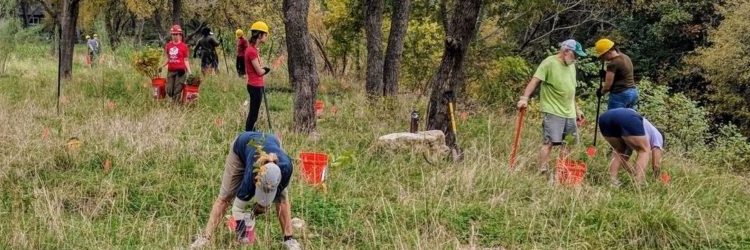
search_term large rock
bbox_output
[377,130,450,159]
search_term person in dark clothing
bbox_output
[197,27,221,75]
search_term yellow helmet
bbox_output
[93,34,98,37]
[595,38,615,57]
[235,29,244,38]
[250,21,270,34]
[85,35,91,39]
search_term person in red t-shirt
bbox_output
[244,21,271,131]
[235,29,249,78]
[161,25,192,101]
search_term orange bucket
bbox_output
[151,77,166,99]
[181,84,200,104]
[556,159,587,186]
[314,100,324,117]
[300,152,328,184]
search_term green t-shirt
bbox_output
[533,55,577,118]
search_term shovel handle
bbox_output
[509,107,527,169]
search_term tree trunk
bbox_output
[382,0,411,96]
[59,0,81,79]
[284,0,319,134]
[171,0,182,25]
[363,0,384,97]
[426,0,482,151]
[20,0,30,28]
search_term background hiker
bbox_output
[86,34,100,65]
[197,27,221,75]
[517,39,586,180]
[236,29,248,78]
[191,132,300,250]
[244,21,271,131]
[598,108,652,186]
[161,25,192,102]
[595,38,638,110]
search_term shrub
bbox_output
[467,56,532,106]
[130,47,162,78]
[698,124,750,172]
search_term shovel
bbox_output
[446,91,464,161]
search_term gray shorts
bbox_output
[543,113,578,145]
[218,137,288,202]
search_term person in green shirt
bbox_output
[517,39,586,179]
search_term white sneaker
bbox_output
[283,239,302,250]
[189,234,209,249]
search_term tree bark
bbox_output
[59,0,81,79]
[284,0,319,134]
[383,0,411,96]
[171,0,182,25]
[426,0,483,151]
[363,0,384,97]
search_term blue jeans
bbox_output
[608,88,638,110]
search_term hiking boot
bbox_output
[282,238,302,250]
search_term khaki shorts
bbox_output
[542,113,579,145]
[218,138,288,202]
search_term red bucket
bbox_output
[314,100,324,117]
[181,84,200,104]
[300,152,328,184]
[556,159,587,186]
[151,77,166,99]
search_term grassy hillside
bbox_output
[1,45,749,249]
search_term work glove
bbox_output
[262,67,271,76]
[232,199,256,239]
[282,238,302,250]
[516,96,529,109]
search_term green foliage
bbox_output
[698,124,750,172]
[467,56,531,106]
[130,47,162,78]
[0,19,20,75]
[635,80,709,153]
[688,0,750,135]
[401,19,443,91]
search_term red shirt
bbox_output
[245,45,264,86]
[165,41,189,71]
[236,37,248,57]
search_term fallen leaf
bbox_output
[214,117,224,127]
[660,172,671,185]
[586,147,597,158]
[106,100,116,110]
[459,111,468,122]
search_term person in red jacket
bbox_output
[161,25,192,101]
[235,29,249,78]
[244,21,271,131]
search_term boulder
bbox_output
[376,130,450,159]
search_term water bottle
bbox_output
[410,111,419,133]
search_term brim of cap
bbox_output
[254,185,278,207]
[574,50,587,57]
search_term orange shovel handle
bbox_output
[509,108,526,169]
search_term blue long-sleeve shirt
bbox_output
[232,132,293,201]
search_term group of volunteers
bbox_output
[168,21,296,249]
[517,38,664,187]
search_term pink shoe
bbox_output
[227,215,255,245]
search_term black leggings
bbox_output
[245,85,264,131]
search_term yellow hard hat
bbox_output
[93,34,98,37]
[235,29,244,38]
[250,21,270,34]
[595,38,615,57]
[85,35,91,39]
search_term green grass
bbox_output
[1,44,749,249]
